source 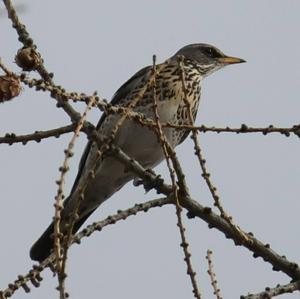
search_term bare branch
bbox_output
[151,56,202,299]
[162,123,300,138]
[0,125,76,145]
[0,197,172,298]
[206,250,223,299]
[178,56,250,246]
[2,2,300,299]
[53,96,96,299]
[242,280,300,299]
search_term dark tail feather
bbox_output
[30,209,95,262]
[30,222,55,262]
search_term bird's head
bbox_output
[174,43,245,77]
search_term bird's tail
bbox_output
[29,221,56,262]
[30,209,94,262]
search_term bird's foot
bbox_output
[133,169,164,193]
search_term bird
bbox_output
[30,43,245,262]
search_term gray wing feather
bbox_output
[70,65,151,195]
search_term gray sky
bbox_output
[1,1,300,298]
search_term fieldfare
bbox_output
[30,43,245,261]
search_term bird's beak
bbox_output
[217,56,246,64]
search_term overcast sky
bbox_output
[1,1,300,298]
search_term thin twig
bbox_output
[54,96,96,299]
[21,76,101,105]
[178,56,250,244]
[206,250,223,299]
[3,3,300,299]
[242,280,300,299]
[94,134,300,284]
[3,0,34,48]
[21,74,300,140]
[0,197,172,298]
[1,181,300,297]
[3,0,86,124]
[162,123,300,137]
[73,197,173,243]
[0,124,76,145]
[151,55,202,299]
[57,62,169,267]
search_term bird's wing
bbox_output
[69,65,152,195]
[110,65,152,106]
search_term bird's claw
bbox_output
[132,169,163,193]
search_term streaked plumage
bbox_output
[30,43,245,262]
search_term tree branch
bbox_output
[0,125,76,145]
[241,280,300,299]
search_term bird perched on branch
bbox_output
[30,43,245,262]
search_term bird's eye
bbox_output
[203,47,219,58]
[206,49,213,56]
